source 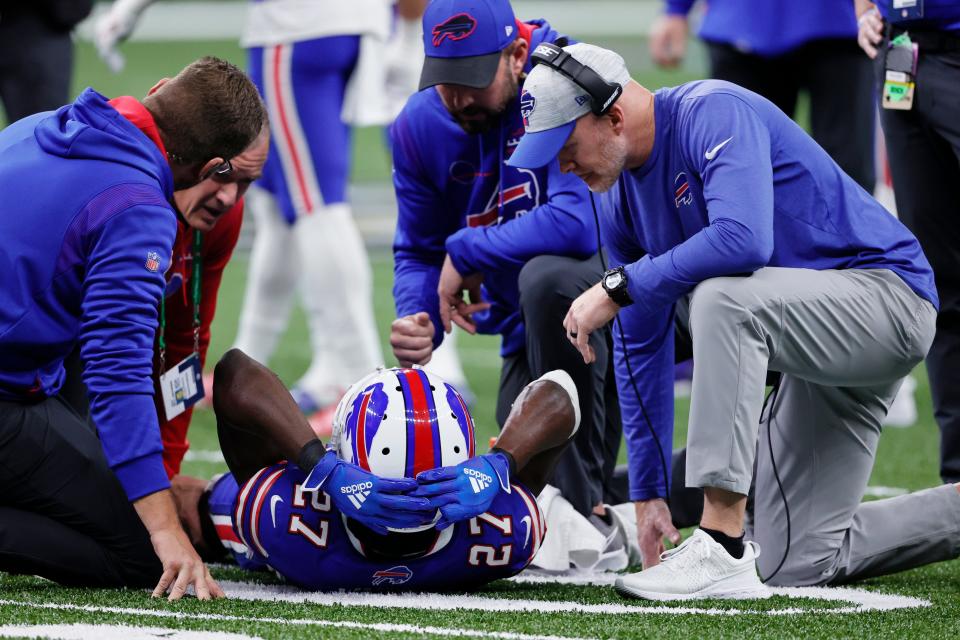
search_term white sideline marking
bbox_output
[219,579,930,615]
[183,450,226,463]
[0,600,586,640]
[0,623,260,640]
[863,485,909,498]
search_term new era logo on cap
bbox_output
[432,13,477,47]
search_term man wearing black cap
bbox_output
[388,0,619,520]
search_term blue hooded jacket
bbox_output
[0,88,178,501]
[390,19,597,357]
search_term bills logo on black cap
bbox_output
[520,90,536,128]
[432,13,477,46]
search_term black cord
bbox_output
[759,375,790,584]
[588,188,789,575]
[589,191,671,507]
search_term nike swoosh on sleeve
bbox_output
[705,136,733,160]
[269,495,284,528]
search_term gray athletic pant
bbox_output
[684,267,960,586]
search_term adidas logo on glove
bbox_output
[340,481,374,495]
[464,467,492,493]
[341,482,374,509]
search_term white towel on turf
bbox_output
[532,485,638,572]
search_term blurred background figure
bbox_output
[649,0,921,427]
[95,0,437,431]
[0,0,93,121]
[649,0,875,192]
[856,0,960,475]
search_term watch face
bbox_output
[604,272,623,289]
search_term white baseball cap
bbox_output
[508,43,630,169]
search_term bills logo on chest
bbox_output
[465,167,542,228]
[674,172,693,208]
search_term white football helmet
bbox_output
[330,366,476,480]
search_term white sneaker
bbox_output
[614,529,770,601]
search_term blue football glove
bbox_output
[415,452,512,530]
[302,450,435,534]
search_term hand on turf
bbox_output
[391,312,436,367]
[649,14,688,68]
[635,498,681,569]
[563,282,620,364]
[302,450,435,534]
[149,527,225,601]
[415,453,511,530]
[134,489,225,601]
[857,6,884,59]
[438,255,490,335]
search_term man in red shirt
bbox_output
[155,127,269,479]
[0,58,265,600]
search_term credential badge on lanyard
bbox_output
[159,230,205,420]
[882,30,919,111]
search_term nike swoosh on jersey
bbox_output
[269,494,284,528]
[705,137,733,160]
[521,515,532,549]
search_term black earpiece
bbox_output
[530,42,623,116]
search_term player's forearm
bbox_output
[212,349,317,462]
[494,371,580,472]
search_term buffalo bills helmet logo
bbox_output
[674,172,692,208]
[520,90,536,128]
[432,13,477,47]
[372,566,413,586]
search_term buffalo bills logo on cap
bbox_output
[520,90,536,128]
[432,13,477,47]
[674,172,692,208]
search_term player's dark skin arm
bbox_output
[212,348,320,484]
[212,348,578,491]
[491,378,579,494]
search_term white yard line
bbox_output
[863,485,908,498]
[0,600,588,640]
[218,579,929,615]
[183,450,226,463]
[0,623,261,640]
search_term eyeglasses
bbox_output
[167,151,234,183]
[200,159,233,182]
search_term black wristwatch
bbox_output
[602,266,634,307]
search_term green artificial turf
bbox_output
[0,35,952,640]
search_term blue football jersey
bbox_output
[207,462,546,590]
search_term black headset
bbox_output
[530,42,623,116]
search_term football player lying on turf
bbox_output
[170,349,579,590]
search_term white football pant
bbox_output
[234,187,383,406]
